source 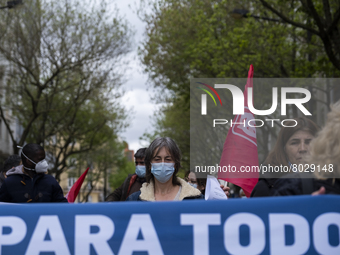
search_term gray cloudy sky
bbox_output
[116,0,159,153]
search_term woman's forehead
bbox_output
[188,172,196,179]
[153,146,171,157]
[288,130,314,140]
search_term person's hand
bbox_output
[312,186,326,196]
[220,185,230,198]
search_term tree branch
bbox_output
[327,7,340,34]
[0,106,16,147]
[258,0,320,35]
[322,0,332,25]
[304,0,326,33]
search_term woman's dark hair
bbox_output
[265,117,319,168]
[184,170,190,179]
[145,137,181,186]
[188,171,207,195]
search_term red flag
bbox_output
[218,65,259,197]
[65,167,89,203]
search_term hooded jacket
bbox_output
[126,177,204,201]
[0,165,67,203]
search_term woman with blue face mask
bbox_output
[186,172,207,195]
[126,137,204,201]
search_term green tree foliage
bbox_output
[109,159,135,191]
[259,0,340,71]
[0,0,132,181]
[143,95,190,170]
[67,138,131,202]
[140,0,337,90]
[139,0,340,170]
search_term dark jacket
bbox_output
[273,177,340,196]
[0,172,5,189]
[251,171,315,197]
[251,164,299,197]
[0,165,67,203]
[105,174,146,201]
[250,178,279,197]
[126,177,204,201]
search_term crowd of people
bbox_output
[1,102,340,203]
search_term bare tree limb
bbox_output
[258,0,320,35]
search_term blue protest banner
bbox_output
[0,195,339,255]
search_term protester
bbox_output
[127,137,229,201]
[0,154,21,188]
[105,148,147,201]
[0,143,67,203]
[185,171,207,195]
[185,171,197,188]
[251,117,319,197]
[273,102,340,196]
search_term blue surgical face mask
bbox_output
[189,182,197,189]
[151,162,175,183]
[135,165,146,178]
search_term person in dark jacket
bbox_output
[272,102,340,196]
[251,117,319,197]
[0,154,21,189]
[0,143,67,203]
[105,148,147,201]
[0,168,5,189]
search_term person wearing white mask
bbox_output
[106,148,147,201]
[127,137,230,201]
[0,143,67,203]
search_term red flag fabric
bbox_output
[65,167,89,203]
[218,65,259,197]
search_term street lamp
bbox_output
[231,9,282,23]
[0,0,22,10]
